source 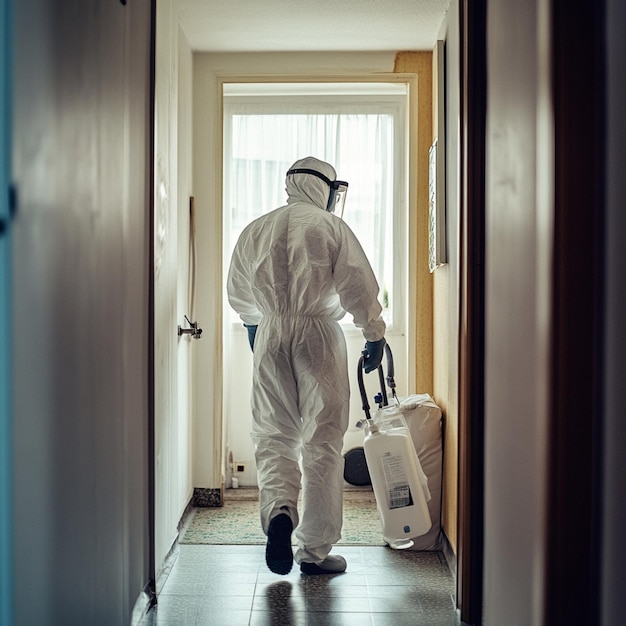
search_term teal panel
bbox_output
[0,0,12,623]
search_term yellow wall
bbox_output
[394,52,433,395]
[395,49,458,552]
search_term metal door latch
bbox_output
[178,315,202,339]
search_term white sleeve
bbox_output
[333,223,386,341]
[226,233,262,326]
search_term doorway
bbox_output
[220,79,414,489]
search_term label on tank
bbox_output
[380,452,414,509]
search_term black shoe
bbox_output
[266,514,293,575]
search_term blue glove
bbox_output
[244,324,257,352]
[363,338,386,373]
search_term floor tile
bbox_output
[252,583,307,613]
[372,613,450,626]
[140,544,459,626]
[159,579,257,596]
[195,609,253,626]
[307,612,375,626]
[368,591,422,613]
[249,610,307,625]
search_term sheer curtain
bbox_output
[221,94,405,486]
[224,107,396,325]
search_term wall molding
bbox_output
[192,487,223,507]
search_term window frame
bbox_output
[222,83,409,335]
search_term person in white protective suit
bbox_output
[227,156,386,575]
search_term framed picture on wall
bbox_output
[429,40,447,273]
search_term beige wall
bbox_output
[483,0,552,621]
[434,1,461,554]
[393,52,433,396]
[154,0,195,569]
[394,36,461,554]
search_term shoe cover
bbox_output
[300,555,347,575]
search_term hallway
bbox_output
[6,1,625,624]
[140,544,459,625]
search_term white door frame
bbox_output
[192,68,418,494]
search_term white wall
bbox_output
[192,52,411,489]
[11,1,152,623]
[433,0,461,551]
[154,0,195,569]
[483,0,552,622]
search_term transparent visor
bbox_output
[327,181,349,217]
[286,168,349,218]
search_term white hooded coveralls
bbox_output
[227,157,386,564]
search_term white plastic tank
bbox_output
[363,410,432,549]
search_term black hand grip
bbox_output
[357,355,372,420]
[384,343,397,399]
[357,344,397,425]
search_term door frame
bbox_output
[147,0,157,606]
[215,72,421,487]
[457,0,486,623]
[544,0,604,621]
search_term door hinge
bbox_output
[0,184,17,237]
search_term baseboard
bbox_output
[130,580,156,626]
[441,529,457,579]
[178,497,196,532]
[154,497,197,591]
[192,486,223,507]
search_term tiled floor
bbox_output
[139,543,460,625]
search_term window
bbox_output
[223,82,408,333]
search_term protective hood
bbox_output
[285,156,336,211]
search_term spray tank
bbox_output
[358,344,431,549]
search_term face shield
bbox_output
[327,180,349,217]
[286,167,349,217]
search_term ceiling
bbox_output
[177,0,452,53]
